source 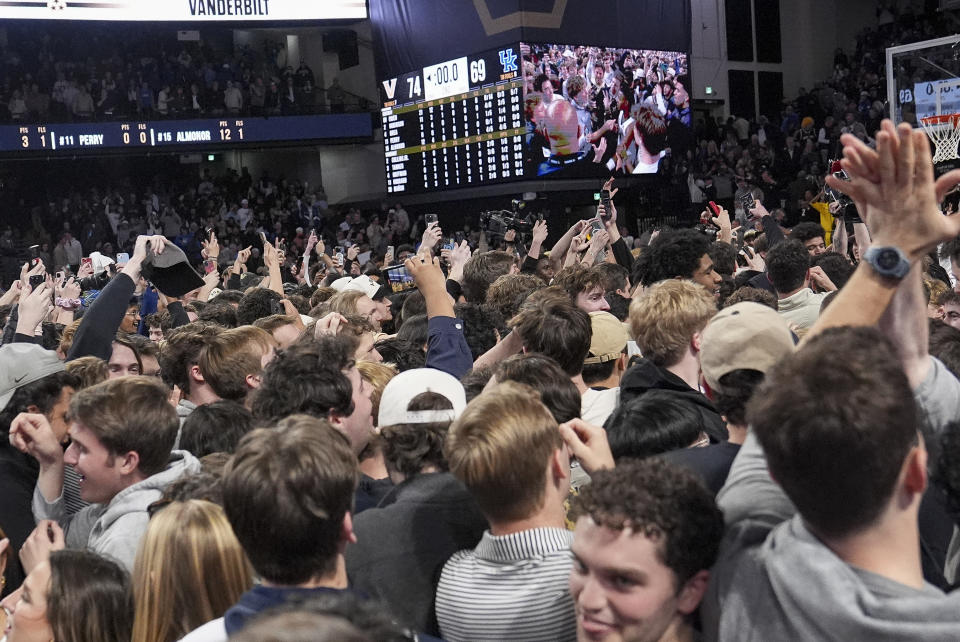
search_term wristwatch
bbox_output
[862,246,910,280]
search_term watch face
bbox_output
[877,248,900,270]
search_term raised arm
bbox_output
[405,255,473,378]
[809,121,960,339]
[68,235,166,361]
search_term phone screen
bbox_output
[381,264,417,293]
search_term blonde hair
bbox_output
[356,361,397,424]
[132,500,252,642]
[445,381,562,522]
[628,279,716,367]
[925,276,949,307]
[325,290,367,317]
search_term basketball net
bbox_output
[919,113,960,163]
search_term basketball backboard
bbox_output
[888,34,960,124]
[888,34,960,164]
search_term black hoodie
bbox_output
[616,357,728,443]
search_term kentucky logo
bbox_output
[499,48,518,73]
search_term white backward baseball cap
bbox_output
[377,368,467,427]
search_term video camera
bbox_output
[479,199,538,240]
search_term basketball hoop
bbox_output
[919,113,960,163]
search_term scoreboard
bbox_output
[380,45,526,194]
[1,113,372,154]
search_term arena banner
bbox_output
[370,0,691,80]
[0,0,366,21]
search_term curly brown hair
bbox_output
[573,458,723,584]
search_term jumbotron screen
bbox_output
[521,43,690,177]
[379,44,526,194]
[378,42,690,193]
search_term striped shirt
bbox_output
[435,527,576,642]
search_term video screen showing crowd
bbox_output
[522,43,690,178]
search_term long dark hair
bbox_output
[47,550,134,642]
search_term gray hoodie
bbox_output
[33,450,200,571]
[703,435,960,642]
[703,357,960,641]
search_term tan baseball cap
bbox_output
[584,311,629,365]
[700,302,795,393]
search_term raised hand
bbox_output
[591,135,608,162]
[420,222,442,253]
[405,254,446,294]
[201,230,219,260]
[16,281,54,334]
[747,199,769,220]
[9,413,63,466]
[826,120,960,261]
[740,247,765,272]
[314,311,348,338]
[133,235,167,262]
[20,260,45,292]
[808,265,837,292]
[558,418,614,474]
[588,228,610,254]
[75,259,94,280]
[531,220,549,246]
[707,204,732,233]
[19,521,64,576]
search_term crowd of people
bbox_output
[0,23,359,124]
[3,4,960,641]
[684,2,960,231]
[2,117,960,641]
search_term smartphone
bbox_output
[443,238,455,251]
[386,245,395,258]
[708,201,721,216]
[259,231,268,245]
[116,252,130,265]
[738,192,755,210]
[425,213,438,226]
[586,217,604,241]
[381,263,418,293]
[600,189,611,221]
[81,257,93,270]
[335,251,344,267]
[29,274,44,290]
[29,244,40,266]
[454,231,464,244]
[204,260,217,274]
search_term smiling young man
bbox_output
[569,459,723,642]
[638,229,722,300]
[11,376,199,572]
